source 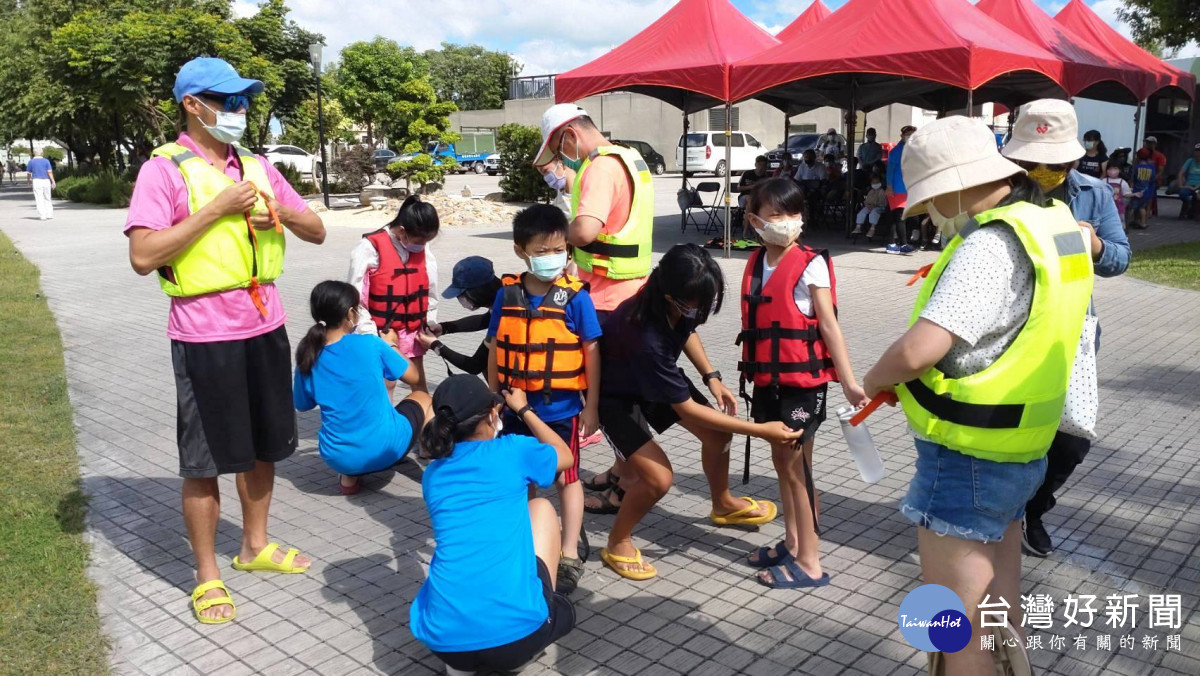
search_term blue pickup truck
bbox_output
[417,141,492,174]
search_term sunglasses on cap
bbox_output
[196,92,250,112]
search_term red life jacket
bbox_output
[738,245,839,389]
[364,229,429,332]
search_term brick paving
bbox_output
[2,179,1199,675]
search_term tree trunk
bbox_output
[366,120,375,149]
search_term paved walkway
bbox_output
[2,182,1199,676]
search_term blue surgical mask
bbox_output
[670,297,699,319]
[197,99,247,144]
[543,170,568,192]
[404,242,425,253]
[527,251,567,281]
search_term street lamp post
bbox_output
[309,42,330,208]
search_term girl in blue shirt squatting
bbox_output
[411,375,576,674]
[293,281,433,495]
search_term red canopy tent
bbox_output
[775,1,832,43]
[977,0,1142,103]
[1055,0,1195,100]
[553,0,779,113]
[730,0,1067,113]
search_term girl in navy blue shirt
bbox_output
[293,281,432,494]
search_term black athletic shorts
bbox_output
[171,325,298,478]
[598,379,711,461]
[433,557,576,672]
[751,383,828,439]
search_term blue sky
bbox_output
[235,0,1191,77]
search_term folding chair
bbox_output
[681,181,724,235]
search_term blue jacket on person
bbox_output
[1065,169,1130,278]
[886,140,906,195]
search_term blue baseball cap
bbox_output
[173,57,264,103]
[443,256,495,299]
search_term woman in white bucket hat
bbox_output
[862,116,1095,676]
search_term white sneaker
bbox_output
[850,226,863,235]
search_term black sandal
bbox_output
[583,483,625,515]
[582,471,618,493]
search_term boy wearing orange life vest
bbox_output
[349,196,440,393]
[487,204,602,595]
[739,178,868,589]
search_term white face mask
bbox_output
[1084,140,1097,150]
[749,213,803,247]
[927,195,971,238]
[492,411,503,439]
[458,296,476,311]
[871,182,882,190]
[196,99,247,144]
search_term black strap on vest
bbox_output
[580,239,638,259]
[904,378,1026,429]
[737,251,769,486]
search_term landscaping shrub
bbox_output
[497,123,554,203]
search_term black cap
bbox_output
[432,375,502,423]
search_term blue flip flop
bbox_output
[747,541,790,569]
[756,556,830,589]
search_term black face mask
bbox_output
[805,158,815,165]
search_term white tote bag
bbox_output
[1058,314,1099,440]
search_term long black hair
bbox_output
[1083,129,1107,156]
[747,177,806,218]
[388,195,440,238]
[419,404,494,460]
[295,280,360,374]
[629,243,723,326]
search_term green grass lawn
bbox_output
[0,233,108,674]
[1127,241,1200,292]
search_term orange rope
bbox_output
[906,263,934,286]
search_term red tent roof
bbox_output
[1054,0,1194,100]
[775,1,832,43]
[730,0,1066,111]
[553,0,779,112]
[977,0,1141,102]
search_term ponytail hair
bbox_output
[295,280,361,374]
[419,406,492,460]
[388,195,440,239]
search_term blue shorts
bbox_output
[1127,193,1153,211]
[898,439,1048,543]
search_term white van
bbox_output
[676,131,766,177]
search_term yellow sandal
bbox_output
[231,542,310,574]
[600,547,657,581]
[191,579,236,625]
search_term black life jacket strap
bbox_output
[904,377,1025,429]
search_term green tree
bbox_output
[424,43,519,111]
[386,154,457,193]
[278,85,354,152]
[497,123,554,203]
[1118,1,1198,54]
[331,38,422,148]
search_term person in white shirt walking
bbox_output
[27,149,56,220]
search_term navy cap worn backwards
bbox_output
[432,375,502,423]
[173,57,265,103]
[442,256,495,299]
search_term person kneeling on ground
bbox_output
[293,281,433,495]
[411,376,576,674]
[593,243,802,581]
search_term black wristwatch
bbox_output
[702,371,722,384]
[515,404,533,419]
[429,339,443,354]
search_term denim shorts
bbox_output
[899,439,1048,543]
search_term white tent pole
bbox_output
[680,96,689,232]
[724,101,732,259]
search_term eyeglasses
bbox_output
[198,92,250,112]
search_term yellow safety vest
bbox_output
[570,143,654,280]
[149,141,284,300]
[896,200,1094,463]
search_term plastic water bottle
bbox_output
[837,406,886,483]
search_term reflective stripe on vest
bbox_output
[149,142,284,298]
[737,246,839,389]
[896,200,1094,463]
[364,229,429,332]
[570,143,654,280]
[495,274,588,402]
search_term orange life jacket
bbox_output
[364,228,429,332]
[495,274,588,401]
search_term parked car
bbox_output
[763,134,821,173]
[263,144,319,176]
[373,148,398,171]
[614,140,666,175]
[675,131,766,177]
[484,153,502,176]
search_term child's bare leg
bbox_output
[558,476,583,558]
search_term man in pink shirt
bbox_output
[125,58,325,625]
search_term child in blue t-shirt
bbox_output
[486,204,602,595]
[293,281,432,495]
[1128,148,1157,230]
[411,376,575,674]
